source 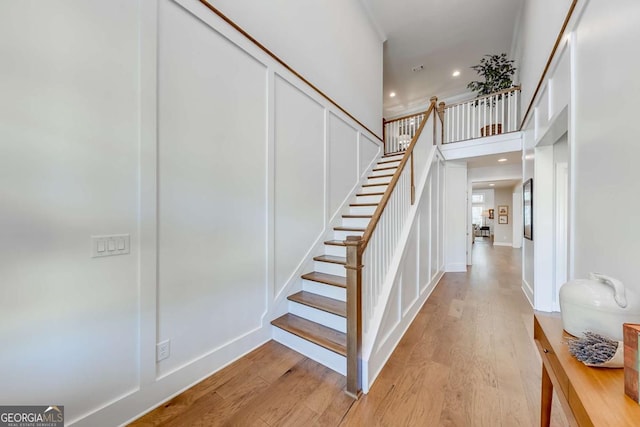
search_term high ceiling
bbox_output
[361,0,525,118]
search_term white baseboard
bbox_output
[522,279,534,307]
[493,242,513,247]
[79,326,271,427]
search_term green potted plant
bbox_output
[467,53,516,136]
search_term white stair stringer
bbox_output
[361,144,443,393]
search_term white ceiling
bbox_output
[467,151,522,190]
[466,151,521,168]
[473,179,520,190]
[361,0,524,118]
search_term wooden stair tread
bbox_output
[313,254,346,265]
[342,214,372,218]
[378,158,401,165]
[271,314,346,356]
[362,183,388,188]
[368,173,394,178]
[372,166,397,172]
[301,271,346,288]
[356,192,384,197]
[324,239,346,247]
[334,226,365,232]
[349,203,378,207]
[287,291,346,317]
[383,151,405,158]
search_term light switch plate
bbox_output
[91,234,130,257]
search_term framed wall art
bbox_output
[498,205,508,215]
[499,215,508,224]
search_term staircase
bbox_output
[271,151,404,376]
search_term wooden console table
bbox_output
[534,313,640,426]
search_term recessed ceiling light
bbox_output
[489,183,495,186]
[498,158,507,162]
[390,92,396,98]
[452,70,461,77]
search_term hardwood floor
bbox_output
[130,243,569,426]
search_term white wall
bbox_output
[445,162,468,272]
[522,129,535,303]
[518,0,640,312]
[211,0,383,135]
[0,0,382,425]
[572,0,640,297]
[512,0,574,110]
[0,0,140,418]
[512,182,523,249]
[494,188,513,246]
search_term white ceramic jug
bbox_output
[559,273,640,341]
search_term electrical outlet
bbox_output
[156,340,170,362]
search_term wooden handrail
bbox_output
[360,97,437,255]
[383,108,433,125]
[444,85,521,109]
[198,0,383,143]
[520,0,578,129]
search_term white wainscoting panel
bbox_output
[273,76,326,296]
[328,113,358,215]
[157,0,268,377]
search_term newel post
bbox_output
[430,96,438,144]
[344,235,363,398]
[382,118,386,154]
[438,101,446,143]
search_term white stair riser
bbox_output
[359,185,387,194]
[334,229,364,240]
[383,156,404,163]
[371,168,397,177]
[324,244,346,257]
[314,260,346,277]
[272,327,346,375]
[342,217,370,228]
[367,175,392,185]
[349,205,377,216]
[356,194,383,204]
[302,280,346,301]
[288,301,346,333]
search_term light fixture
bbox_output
[390,92,396,98]
[489,183,495,187]
[498,158,507,162]
[452,70,461,77]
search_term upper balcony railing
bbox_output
[442,85,521,144]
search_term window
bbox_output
[472,194,484,203]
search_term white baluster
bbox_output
[471,101,476,139]
[493,95,500,134]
